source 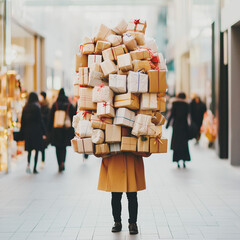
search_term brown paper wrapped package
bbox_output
[130,49,150,60]
[106,34,122,47]
[105,125,121,143]
[102,48,115,61]
[121,137,137,152]
[137,136,150,152]
[117,53,133,71]
[151,112,165,125]
[113,44,128,60]
[91,129,105,144]
[100,59,117,77]
[71,137,93,154]
[148,70,167,93]
[132,60,151,72]
[114,93,139,110]
[127,19,147,33]
[97,102,115,118]
[123,34,138,51]
[159,71,167,93]
[78,88,97,111]
[95,41,111,54]
[81,37,95,54]
[150,137,167,153]
[94,24,116,41]
[95,143,110,155]
[91,114,113,130]
[126,31,145,45]
[113,19,128,35]
[78,67,89,85]
[75,53,88,72]
[137,110,153,116]
[157,96,166,112]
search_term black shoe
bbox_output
[112,222,122,233]
[183,162,186,168]
[129,223,138,235]
[33,169,39,174]
[177,163,180,168]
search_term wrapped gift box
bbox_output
[137,110,153,116]
[72,111,92,129]
[95,143,110,155]
[143,38,158,53]
[71,137,93,154]
[113,44,128,60]
[102,48,115,61]
[150,137,168,153]
[91,114,113,130]
[106,34,122,47]
[150,125,162,137]
[130,49,150,61]
[105,124,121,143]
[132,114,156,136]
[127,19,147,33]
[117,53,133,71]
[97,102,115,118]
[123,34,137,51]
[137,136,150,152]
[114,93,139,110]
[121,137,137,152]
[126,31,145,45]
[78,88,97,110]
[114,107,135,128]
[74,83,80,97]
[92,129,105,144]
[128,71,148,93]
[157,96,166,112]
[148,70,167,93]
[151,112,165,125]
[88,70,107,87]
[110,143,121,153]
[75,120,92,138]
[132,60,151,72]
[117,68,129,75]
[159,71,167,93]
[140,93,158,110]
[92,86,114,103]
[113,19,128,35]
[81,37,95,54]
[78,67,89,85]
[158,53,167,70]
[94,24,115,41]
[88,55,102,70]
[95,40,111,54]
[100,59,117,76]
[75,53,88,72]
[109,74,127,93]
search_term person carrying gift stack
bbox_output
[71,18,168,235]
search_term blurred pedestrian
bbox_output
[97,152,150,235]
[20,92,46,174]
[190,95,206,144]
[48,88,75,172]
[39,91,50,168]
[166,92,190,168]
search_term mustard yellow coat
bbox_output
[97,153,146,193]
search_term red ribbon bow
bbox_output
[134,19,140,31]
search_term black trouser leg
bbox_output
[126,192,138,224]
[41,150,45,162]
[111,192,123,223]
[33,151,39,171]
[27,151,31,165]
[56,147,66,169]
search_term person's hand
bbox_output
[43,135,47,140]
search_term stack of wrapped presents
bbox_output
[71,19,168,156]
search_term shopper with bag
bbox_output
[97,152,150,235]
[48,88,75,172]
[20,92,46,174]
[166,92,191,168]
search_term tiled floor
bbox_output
[1,130,240,240]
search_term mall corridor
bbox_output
[1,132,240,240]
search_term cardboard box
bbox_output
[123,34,137,51]
[92,86,114,103]
[150,137,168,153]
[137,110,153,116]
[91,114,113,130]
[128,71,148,93]
[109,74,127,93]
[110,143,121,153]
[95,143,110,155]
[72,111,92,129]
[140,93,158,110]
[81,37,95,54]
[148,70,167,93]
[78,67,89,85]
[71,137,93,154]
[100,59,117,77]
[126,31,145,45]
[127,19,147,33]
[149,125,162,137]
[97,102,115,118]
[137,136,150,152]
[73,83,80,97]
[88,55,102,70]
[157,96,166,112]
[102,48,115,61]
[114,108,135,128]
[105,124,121,143]
[94,24,116,41]
[75,120,92,138]
[159,71,167,93]
[132,60,151,72]
[117,53,133,71]
[112,44,128,60]
[130,49,150,60]
[88,70,107,87]
[114,93,139,110]
[121,137,137,152]
[92,129,105,144]
[106,34,122,47]
[78,88,97,110]
[131,114,156,136]
[112,19,128,35]
[151,112,165,125]
[95,41,111,54]
[75,53,88,72]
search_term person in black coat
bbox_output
[39,91,50,166]
[48,88,75,172]
[166,92,191,168]
[190,96,206,144]
[20,92,46,174]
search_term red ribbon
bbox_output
[79,44,83,52]
[134,19,140,31]
[97,83,105,91]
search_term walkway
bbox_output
[1,130,240,240]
